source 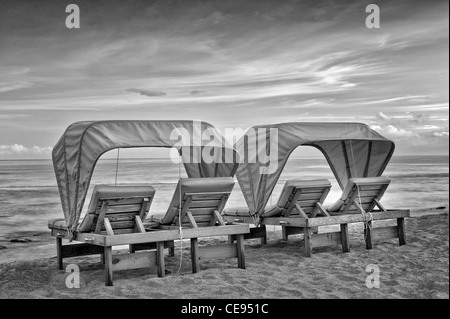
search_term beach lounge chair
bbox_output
[147,177,249,273]
[223,179,332,247]
[317,176,408,254]
[48,185,176,285]
[224,177,409,257]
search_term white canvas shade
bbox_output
[234,122,395,218]
[52,120,238,234]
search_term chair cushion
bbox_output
[160,177,235,225]
[78,185,156,233]
[328,176,391,212]
[261,179,331,217]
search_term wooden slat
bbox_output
[372,226,399,241]
[306,210,410,227]
[111,251,157,272]
[358,185,384,191]
[188,200,221,208]
[198,244,238,259]
[297,200,321,208]
[99,197,144,207]
[104,218,115,236]
[190,194,224,201]
[283,188,302,217]
[295,203,309,219]
[94,201,108,234]
[96,204,142,214]
[60,243,104,258]
[95,213,136,222]
[132,240,174,252]
[301,187,329,194]
[213,210,226,226]
[310,231,342,248]
[187,211,198,228]
[99,228,135,235]
[181,215,213,224]
[92,221,136,232]
[298,192,324,201]
[358,190,383,197]
[105,224,249,246]
[135,216,146,233]
[139,198,151,220]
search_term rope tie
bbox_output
[349,141,373,237]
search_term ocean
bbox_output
[0,155,448,239]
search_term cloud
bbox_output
[377,112,391,121]
[125,89,167,97]
[190,90,207,95]
[433,132,449,138]
[0,144,52,155]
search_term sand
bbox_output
[0,209,448,299]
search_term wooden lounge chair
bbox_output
[147,177,249,273]
[316,176,409,255]
[223,179,332,246]
[224,177,409,257]
[48,185,175,286]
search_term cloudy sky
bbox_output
[0,0,448,159]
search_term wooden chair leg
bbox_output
[260,225,267,245]
[236,234,245,269]
[56,237,63,270]
[304,227,312,257]
[157,242,165,277]
[282,226,288,240]
[340,223,350,253]
[104,246,113,286]
[365,221,373,250]
[397,217,406,246]
[190,238,200,273]
[169,245,175,257]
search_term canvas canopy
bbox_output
[234,122,395,218]
[52,120,238,234]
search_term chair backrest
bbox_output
[329,177,390,214]
[159,178,235,227]
[262,179,332,218]
[78,185,155,234]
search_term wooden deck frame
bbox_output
[51,190,250,286]
[154,191,248,274]
[224,179,409,257]
[224,209,409,256]
[51,223,248,286]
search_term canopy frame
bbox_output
[52,120,238,235]
[233,122,395,218]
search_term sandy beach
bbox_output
[0,208,448,299]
